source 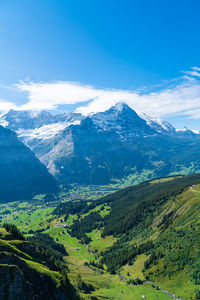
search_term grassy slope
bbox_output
[1,201,170,299]
[0,229,63,287]
[2,175,200,299]
[146,184,200,298]
[113,182,200,299]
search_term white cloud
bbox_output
[0,98,17,112]
[15,81,101,111]
[0,66,199,119]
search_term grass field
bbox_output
[121,254,149,281]
[0,198,173,299]
[4,178,200,299]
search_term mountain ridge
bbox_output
[1,103,200,186]
[2,103,200,137]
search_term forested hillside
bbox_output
[0,224,79,299]
[0,126,58,203]
[52,174,200,299]
[101,173,200,235]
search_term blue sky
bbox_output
[1,0,200,129]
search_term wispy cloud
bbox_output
[182,66,200,78]
[1,66,200,119]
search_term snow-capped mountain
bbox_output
[139,112,176,134]
[175,127,200,137]
[140,113,200,138]
[88,102,156,138]
[1,104,199,145]
[1,103,200,186]
[0,109,83,147]
[0,109,83,131]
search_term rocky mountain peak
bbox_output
[87,102,156,137]
[107,102,138,116]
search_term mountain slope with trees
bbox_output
[53,173,200,299]
[0,224,79,299]
[0,126,58,203]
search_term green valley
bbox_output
[1,174,200,299]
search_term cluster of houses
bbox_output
[55,223,68,228]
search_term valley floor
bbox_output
[0,208,167,299]
[1,177,200,299]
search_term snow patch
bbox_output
[0,119,9,127]
[139,112,174,132]
[176,127,188,132]
[192,129,200,134]
[17,120,81,141]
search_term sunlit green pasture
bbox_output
[0,198,176,299]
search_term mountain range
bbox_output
[1,102,200,186]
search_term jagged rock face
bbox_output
[139,112,176,134]
[0,253,69,300]
[0,264,29,300]
[0,109,83,131]
[1,103,200,186]
[89,103,157,137]
[0,126,58,203]
[0,227,79,300]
